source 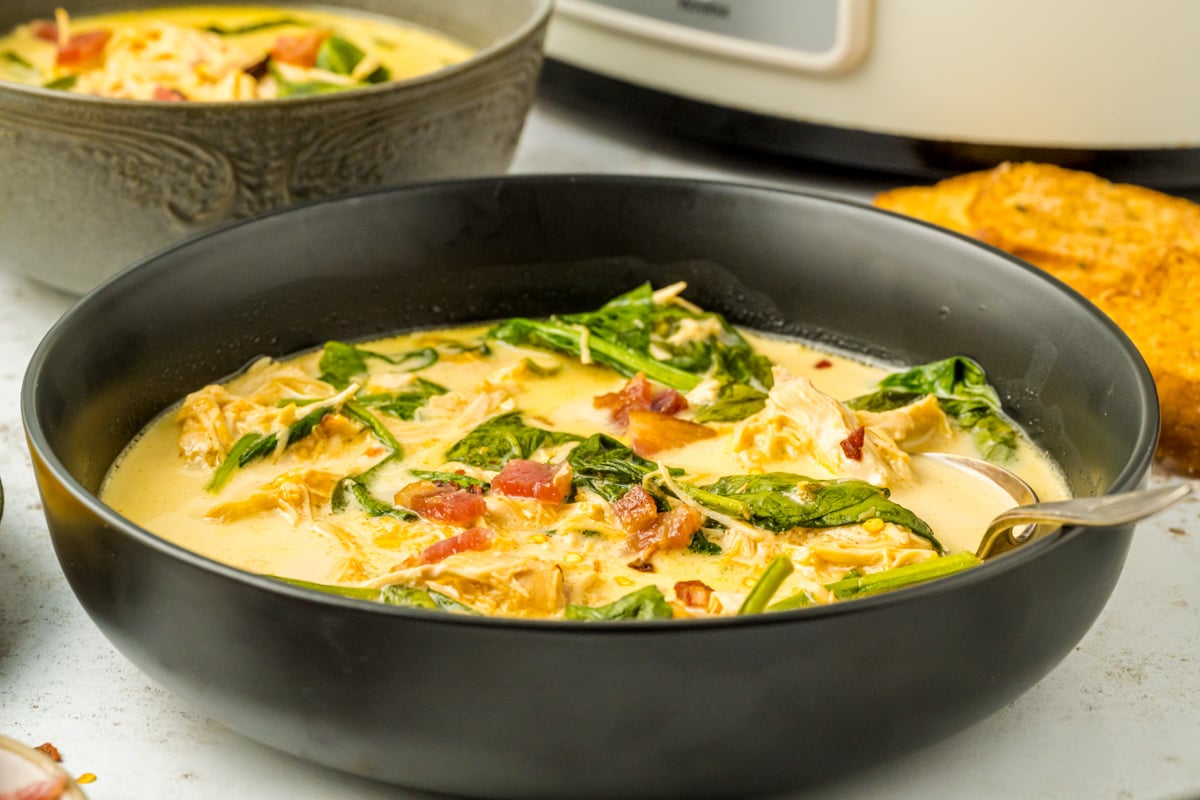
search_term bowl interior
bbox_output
[0,0,546,53]
[27,175,1157,507]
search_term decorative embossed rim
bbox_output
[0,0,553,108]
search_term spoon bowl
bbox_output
[917,452,1192,559]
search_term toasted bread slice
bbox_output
[967,162,1200,279]
[874,170,993,237]
[873,163,1200,474]
[1096,247,1200,473]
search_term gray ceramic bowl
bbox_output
[0,0,550,293]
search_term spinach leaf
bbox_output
[316,35,365,75]
[680,473,943,553]
[270,576,480,614]
[489,283,773,421]
[380,585,481,614]
[357,378,447,420]
[270,575,379,600]
[407,470,490,491]
[206,403,335,491]
[342,400,403,453]
[318,340,438,390]
[565,433,661,503]
[2,51,35,71]
[44,75,77,91]
[565,585,674,621]
[268,62,352,98]
[444,412,582,471]
[314,35,391,82]
[847,356,1018,462]
[204,17,300,35]
[490,316,700,391]
[332,469,414,520]
[331,402,411,518]
[318,340,369,388]
[687,530,722,555]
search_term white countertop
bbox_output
[2,92,1199,800]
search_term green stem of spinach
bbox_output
[737,555,795,615]
[493,318,701,391]
[824,552,981,600]
[205,403,335,492]
[343,399,403,456]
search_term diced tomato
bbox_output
[674,579,713,610]
[152,85,188,102]
[29,19,59,42]
[492,459,572,504]
[612,485,659,533]
[395,480,486,526]
[418,527,494,565]
[840,425,866,461]
[814,358,834,369]
[269,29,331,68]
[627,409,715,457]
[55,29,111,69]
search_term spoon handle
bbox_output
[980,483,1192,557]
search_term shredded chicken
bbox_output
[205,468,340,525]
[855,394,954,452]
[367,552,568,618]
[176,359,338,468]
[733,367,913,487]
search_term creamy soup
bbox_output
[101,283,1069,620]
[0,5,474,100]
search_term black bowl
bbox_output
[22,176,1158,799]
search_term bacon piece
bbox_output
[627,505,703,556]
[627,409,715,457]
[34,743,61,762]
[269,29,331,68]
[612,485,659,533]
[152,85,187,102]
[595,371,689,427]
[674,579,713,610]
[492,459,572,504]
[55,29,111,69]
[840,425,866,461]
[594,372,654,425]
[395,480,486,527]
[418,527,494,565]
[650,388,688,415]
[614,485,703,563]
[29,20,59,42]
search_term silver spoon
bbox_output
[916,452,1193,560]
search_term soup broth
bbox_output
[0,5,474,100]
[101,283,1069,620]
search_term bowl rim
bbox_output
[20,173,1161,633]
[0,735,88,798]
[0,0,553,108]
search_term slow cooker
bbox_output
[543,0,1200,187]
